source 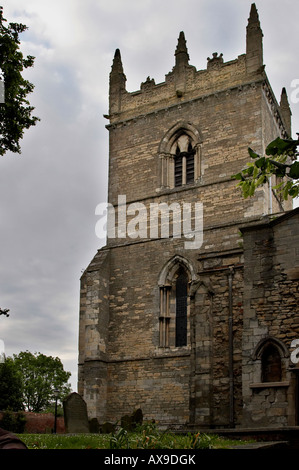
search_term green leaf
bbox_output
[255,156,266,169]
[289,161,299,179]
[269,159,288,170]
[272,181,284,190]
[256,174,266,186]
[289,186,299,197]
[252,165,259,179]
[248,147,260,159]
[282,181,294,200]
[266,137,298,156]
[248,182,256,197]
[232,172,244,181]
[269,159,287,178]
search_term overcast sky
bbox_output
[0,0,298,392]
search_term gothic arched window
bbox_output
[158,123,202,189]
[158,257,193,349]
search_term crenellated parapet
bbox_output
[106,3,290,143]
[107,4,269,124]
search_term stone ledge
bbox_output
[250,381,289,389]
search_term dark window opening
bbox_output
[261,344,282,382]
[186,153,194,183]
[174,141,195,187]
[175,269,188,347]
[175,155,183,187]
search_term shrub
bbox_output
[0,410,26,433]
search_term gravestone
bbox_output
[121,408,143,431]
[63,392,90,433]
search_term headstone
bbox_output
[63,392,90,433]
[89,417,100,433]
[132,408,143,427]
[101,422,115,434]
[121,414,133,431]
[121,408,143,431]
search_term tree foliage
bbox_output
[232,135,299,201]
[0,357,23,411]
[0,6,39,156]
[12,351,71,412]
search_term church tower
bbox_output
[78,4,292,428]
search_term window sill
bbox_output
[155,347,191,358]
[250,381,289,389]
[157,181,201,195]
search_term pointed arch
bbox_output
[158,254,196,287]
[158,255,196,348]
[159,122,203,189]
[252,337,289,361]
[159,121,203,154]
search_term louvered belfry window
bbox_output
[175,269,188,347]
[174,135,195,187]
[186,143,195,183]
[174,146,183,187]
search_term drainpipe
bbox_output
[269,176,273,214]
[228,267,234,427]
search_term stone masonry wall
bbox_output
[106,355,191,427]
[241,209,299,427]
[79,5,294,428]
[107,84,269,211]
[194,252,244,427]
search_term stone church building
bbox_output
[78,4,299,429]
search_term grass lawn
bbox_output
[17,427,251,450]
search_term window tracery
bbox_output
[158,123,202,189]
[158,257,193,348]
